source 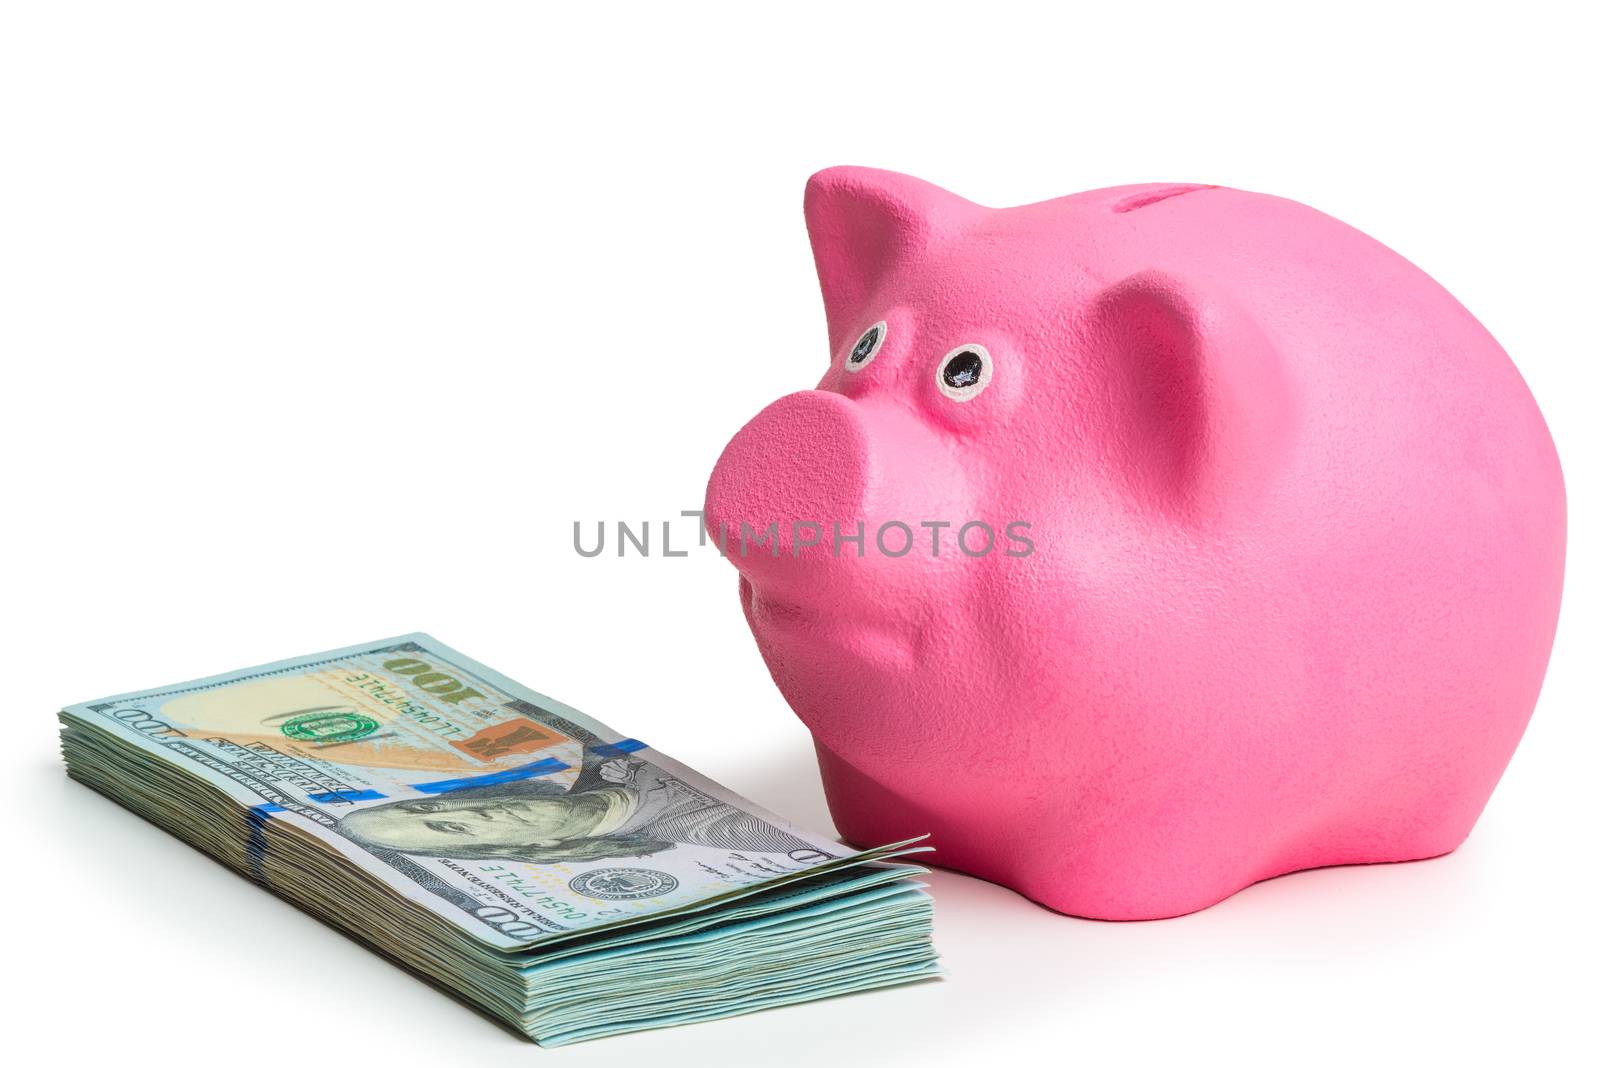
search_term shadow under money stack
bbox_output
[59,635,937,1045]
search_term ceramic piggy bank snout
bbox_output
[706,167,1565,920]
[706,388,982,602]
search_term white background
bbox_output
[2,3,1595,1064]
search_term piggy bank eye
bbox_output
[845,321,887,371]
[937,344,992,401]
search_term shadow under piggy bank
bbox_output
[703,167,1565,921]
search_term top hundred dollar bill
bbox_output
[61,634,911,949]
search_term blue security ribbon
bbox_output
[590,738,648,758]
[410,756,570,795]
[244,803,284,880]
[306,788,388,803]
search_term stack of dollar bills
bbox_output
[59,634,937,1045]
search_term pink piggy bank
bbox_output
[703,168,1565,920]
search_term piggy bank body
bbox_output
[705,168,1564,920]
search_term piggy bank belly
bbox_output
[708,169,1565,920]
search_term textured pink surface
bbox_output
[704,168,1565,920]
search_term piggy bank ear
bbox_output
[804,167,979,350]
[1087,270,1294,522]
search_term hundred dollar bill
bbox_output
[60,634,927,949]
[61,635,938,1043]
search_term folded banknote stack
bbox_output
[60,635,937,1045]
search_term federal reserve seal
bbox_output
[568,867,679,900]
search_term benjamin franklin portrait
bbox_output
[339,741,824,865]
